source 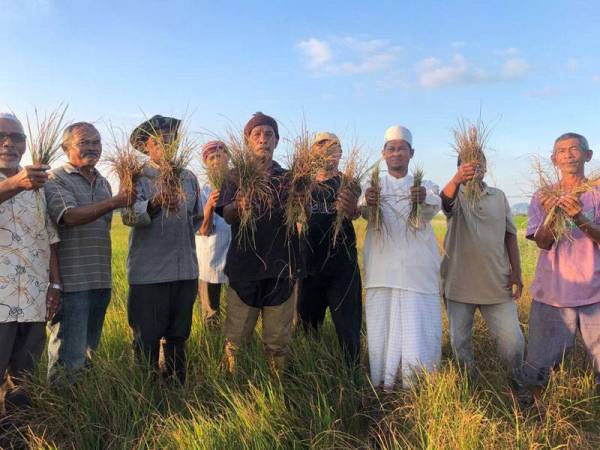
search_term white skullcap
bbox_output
[0,112,22,126]
[384,125,412,146]
[313,131,340,145]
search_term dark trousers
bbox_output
[127,279,198,384]
[0,322,45,411]
[298,266,362,364]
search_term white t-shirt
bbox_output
[360,172,441,294]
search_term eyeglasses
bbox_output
[0,132,26,143]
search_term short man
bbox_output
[513,132,600,404]
[45,122,131,381]
[361,125,442,390]
[216,112,303,374]
[440,156,524,379]
[124,115,201,384]
[0,113,60,415]
[196,141,231,327]
[296,132,362,364]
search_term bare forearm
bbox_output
[531,225,555,250]
[199,208,215,236]
[574,213,600,244]
[62,197,118,226]
[49,244,61,284]
[0,177,23,204]
[505,232,522,276]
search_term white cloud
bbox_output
[296,35,399,75]
[417,54,487,88]
[501,58,530,78]
[297,38,332,69]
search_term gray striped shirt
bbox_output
[45,163,113,293]
[122,163,202,284]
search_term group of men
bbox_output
[1,108,599,425]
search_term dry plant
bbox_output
[408,166,425,230]
[105,127,145,206]
[26,104,68,167]
[205,156,228,191]
[227,131,274,249]
[531,157,600,241]
[367,162,384,233]
[332,144,371,247]
[452,119,489,209]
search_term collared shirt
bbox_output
[196,183,231,284]
[123,162,202,284]
[0,170,60,322]
[441,184,517,304]
[360,173,441,294]
[45,163,113,293]
[527,187,600,308]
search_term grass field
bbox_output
[13,215,600,449]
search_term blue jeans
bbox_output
[47,288,111,379]
[446,299,524,370]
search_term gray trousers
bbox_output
[0,322,45,411]
[446,299,524,370]
[520,300,600,386]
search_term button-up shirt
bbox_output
[1,170,60,322]
[45,163,113,293]
[123,162,202,284]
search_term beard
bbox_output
[0,156,20,169]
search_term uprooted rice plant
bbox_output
[366,162,384,234]
[26,104,68,167]
[408,166,425,230]
[104,127,145,206]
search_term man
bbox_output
[361,125,442,390]
[513,132,600,405]
[0,113,60,417]
[196,141,231,327]
[45,122,131,381]
[296,132,362,365]
[216,112,303,374]
[440,156,524,381]
[124,115,201,384]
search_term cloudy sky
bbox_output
[1,0,599,202]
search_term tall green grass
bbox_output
[10,214,600,449]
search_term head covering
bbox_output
[0,112,23,129]
[202,140,227,161]
[384,125,412,146]
[243,112,279,139]
[313,131,340,146]
[130,115,181,153]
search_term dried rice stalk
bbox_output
[26,104,68,167]
[452,119,489,209]
[105,128,145,206]
[205,154,228,191]
[532,157,600,241]
[367,162,383,233]
[408,166,424,230]
[227,131,274,249]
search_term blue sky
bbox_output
[2,0,599,202]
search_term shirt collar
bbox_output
[63,162,99,176]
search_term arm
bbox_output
[561,194,600,245]
[440,163,476,214]
[0,166,48,204]
[528,194,558,250]
[505,231,523,299]
[62,194,127,227]
[46,243,61,321]
[199,191,219,236]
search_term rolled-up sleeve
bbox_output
[44,178,77,226]
[422,180,441,221]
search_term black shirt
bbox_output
[305,175,358,277]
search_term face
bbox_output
[382,139,413,171]
[314,139,342,171]
[204,148,229,170]
[248,125,278,160]
[64,125,102,168]
[145,130,177,163]
[0,118,26,170]
[552,137,592,176]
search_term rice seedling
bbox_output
[105,127,145,206]
[226,131,274,249]
[408,166,425,230]
[284,128,328,238]
[26,104,68,167]
[204,154,228,191]
[452,119,489,209]
[366,162,384,233]
[332,144,371,247]
[531,157,600,241]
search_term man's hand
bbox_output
[410,186,426,204]
[558,194,582,218]
[365,187,379,207]
[451,163,477,186]
[507,271,523,300]
[46,286,61,321]
[14,165,50,190]
[540,192,559,215]
[337,187,359,219]
[205,190,220,214]
[113,186,138,209]
[235,192,250,214]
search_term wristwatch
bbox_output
[49,283,63,291]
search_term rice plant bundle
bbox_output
[532,158,600,241]
[26,104,68,167]
[367,163,383,233]
[205,156,228,191]
[408,166,425,230]
[452,119,489,209]
[105,129,145,206]
[227,131,274,248]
